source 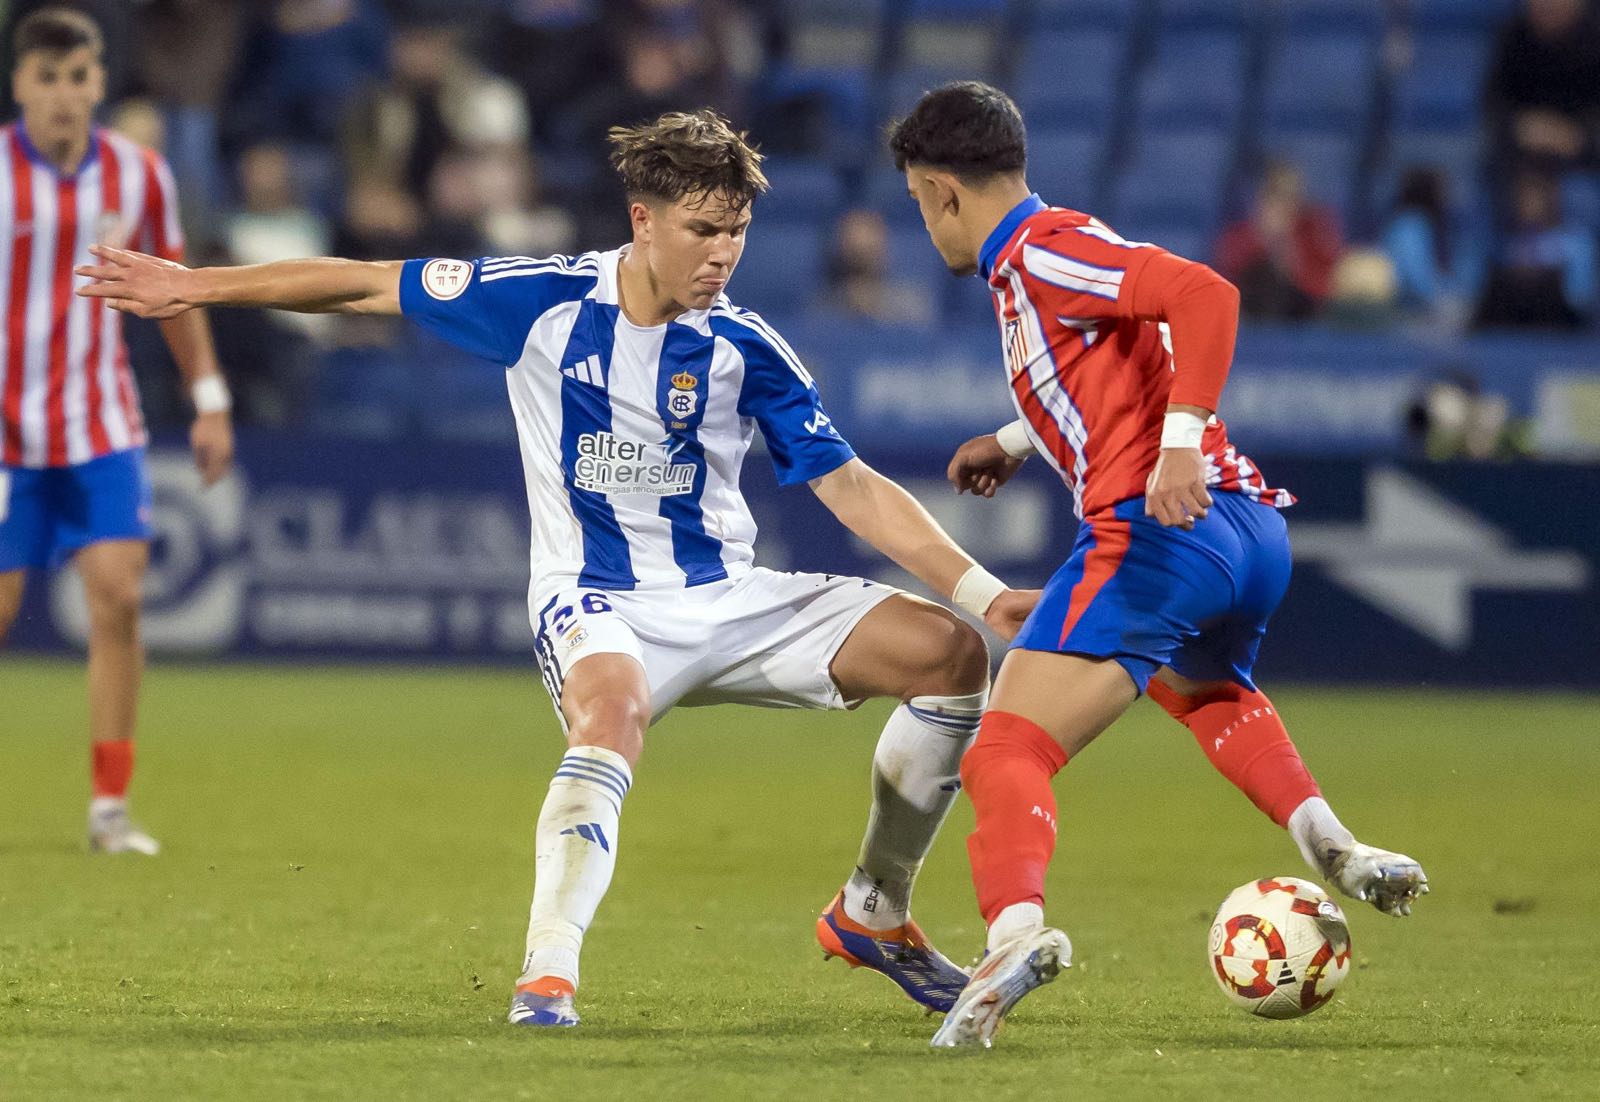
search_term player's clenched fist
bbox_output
[1145,447,1213,530]
[947,434,1026,498]
[983,588,1041,641]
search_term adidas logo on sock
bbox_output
[560,822,611,852]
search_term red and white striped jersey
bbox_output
[982,197,1294,520]
[0,123,184,469]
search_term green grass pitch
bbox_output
[2,658,1597,1100]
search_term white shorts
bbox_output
[530,567,901,723]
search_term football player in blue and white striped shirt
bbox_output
[79,109,1040,1029]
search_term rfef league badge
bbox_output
[422,259,472,300]
[667,370,698,423]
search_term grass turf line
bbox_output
[1,658,1597,1100]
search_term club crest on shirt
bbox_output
[667,369,698,423]
[1004,318,1029,378]
[96,210,130,248]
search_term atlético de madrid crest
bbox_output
[667,370,698,422]
[1004,318,1028,378]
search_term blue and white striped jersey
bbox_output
[399,247,855,592]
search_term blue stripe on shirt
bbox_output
[559,301,636,589]
[655,321,728,586]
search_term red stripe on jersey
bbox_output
[81,135,113,456]
[3,135,33,467]
[1010,354,1073,471]
[1059,516,1132,645]
[45,175,78,466]
[140,148,172,260]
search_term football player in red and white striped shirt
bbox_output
[886,83,1428,1047]
[0,8,234,855]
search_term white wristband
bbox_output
[191,375,232,415]
[995,419,1036,459]
[1160,411,1207,450]
[952,564,1007,619]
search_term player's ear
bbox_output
[933,174,960,217]
[629,200,652,245]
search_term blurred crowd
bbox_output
[1220,0,1599,330]
[1,0,1595,436]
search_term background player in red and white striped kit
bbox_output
[0,8,233,854]
[885,82,1429,1047]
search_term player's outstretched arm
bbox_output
[76,245,403,319]
[811,457,1039,639]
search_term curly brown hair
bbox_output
[608,109,769,212]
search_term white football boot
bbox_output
[87,798,161,856]
[930,927,1071,1049]
[1318,840,1427,916]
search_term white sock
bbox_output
[987,902,1045,952]
[1288,796,1356,875]
[518,746,632,991]
[844,690,985,931]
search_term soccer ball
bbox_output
[1208,877,1352,1019]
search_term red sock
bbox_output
[961,711,1069,924]
[91,739,134,799]
[1146,681,1319,826]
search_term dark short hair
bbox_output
[887,81,1027,180]
[608,109,769,213]
[13,6,103,64]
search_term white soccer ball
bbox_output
[1208,877,1352,1019]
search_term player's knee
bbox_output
[85,575,143,632]
[911,614,990,698]
[565,692,648,763]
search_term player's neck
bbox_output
[966,179,1037,255]
[24,123,91,175]
[616,246,682,328]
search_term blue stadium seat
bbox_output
[1263,32,1378,129]
[1136,29,1249,129]
[792,0,887,28]
[1033,0,1136,28]
[1263,129,1360,214]
[885,67,978,120]
[1112,128,1235,230]
[1025,128,1108,209]
[885,224,955,300]
[1010,28,1128,120]
[907,0,1006,14]
[1377,128,1485,211]
[756,159,847,221]
[1279,0,1385,35]
[865,166,922,225]
[755,66,872,135]
[1410,0,1515,30]
[1155,0,1253,31]
[734,219,827,316]
[1392,33,1493,130]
